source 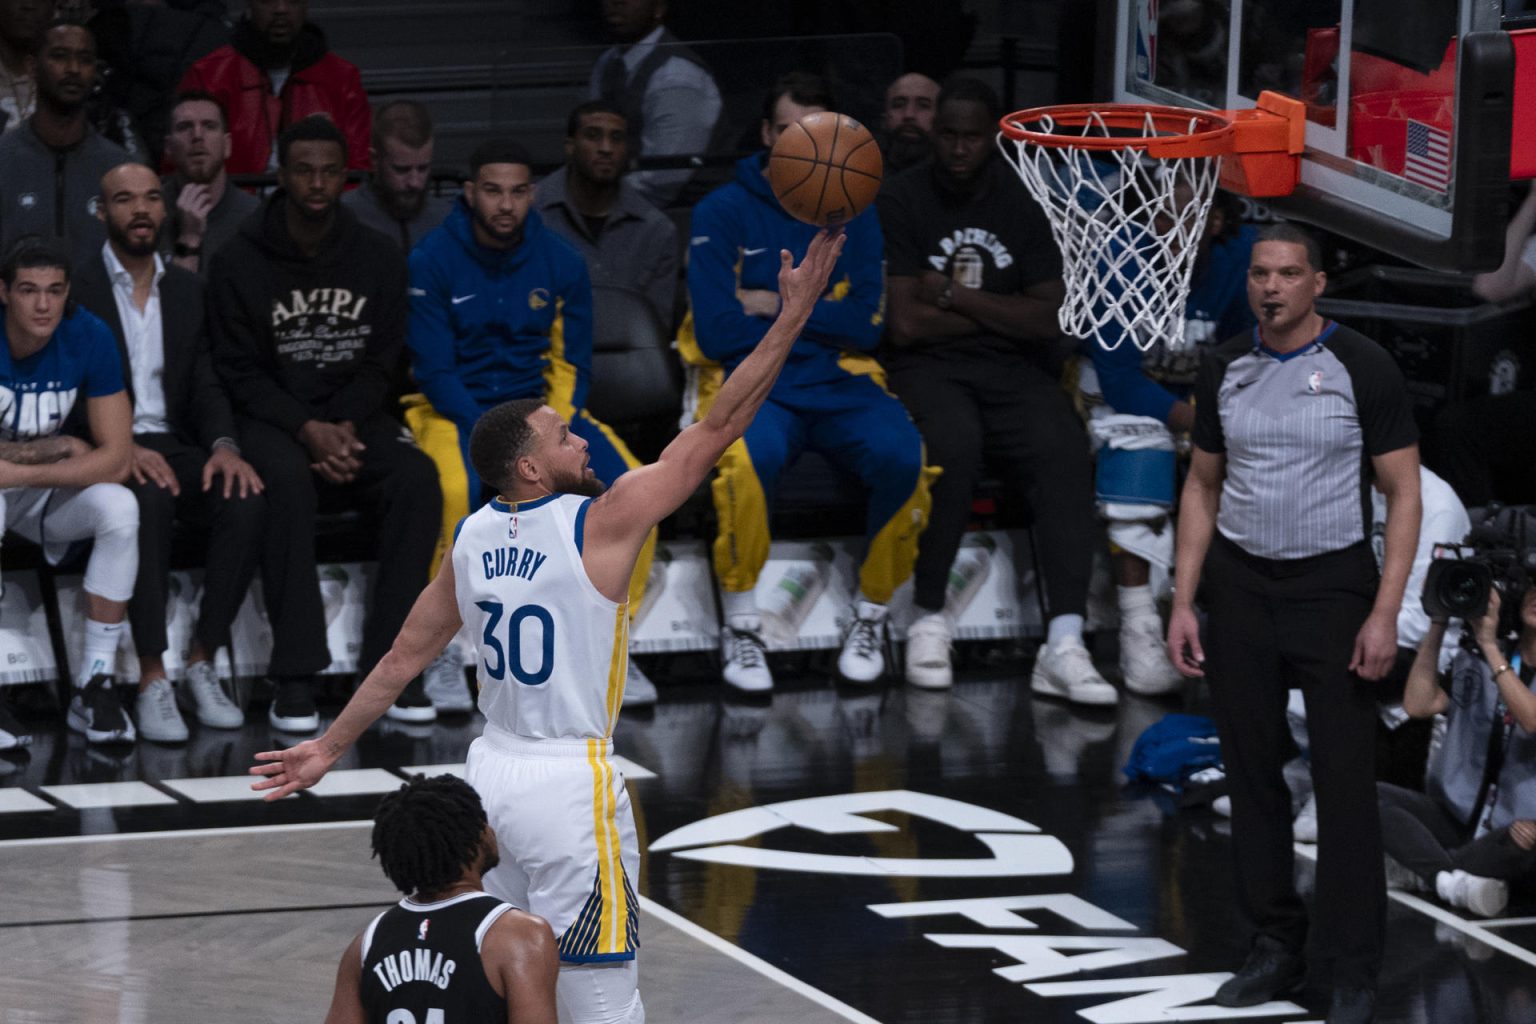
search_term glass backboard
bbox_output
[1116,0,1516,271]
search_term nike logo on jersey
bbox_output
[1234,378,1257,389]
[743,247,768,256]
[452,294,476,305]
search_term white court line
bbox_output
[639,896,883,1024]
[0,823,884,1023]
[1294,842,1536,969]
[1480,917,1536,929]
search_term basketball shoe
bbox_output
[1031,639,1118,706]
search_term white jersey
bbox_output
[452,493,628,740]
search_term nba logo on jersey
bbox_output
[508,516,519,540]
[417,919,430,941]
[1308,371,1323,394]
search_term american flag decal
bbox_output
[1403,120,1451,192]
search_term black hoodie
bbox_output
[208,192,407,436]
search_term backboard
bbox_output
[1114,0,1517,271]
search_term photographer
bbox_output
[1378,584,1536,917]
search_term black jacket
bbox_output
[72,252,237,451]
[207,193,407,436]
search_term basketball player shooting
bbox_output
[249,227,846,1024]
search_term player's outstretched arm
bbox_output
[486,911,560,1024]
[248,558,464,800]
[584,229,845,558]
[322,934,366,1024]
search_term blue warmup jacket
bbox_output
[408,200,594,430]
[1085,225,1256,422]
[686,153,884,390]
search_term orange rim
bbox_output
[999,103,1235,159]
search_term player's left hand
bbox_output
[1349,609,1398,681]
[250,739,343,801]
[202,445,265,499]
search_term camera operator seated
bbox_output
[1377,583,1536,918]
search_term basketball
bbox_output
[767,112,883,227]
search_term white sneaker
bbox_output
[1293,793,1319,844]
[184,661,244,729]
[623,659,659,708]
[1030,639,1118,707]
[905,612,953,689]
[1436,869,1509,918]
[423,648,474,713]
[838,600,888,684]
[134,677,189,743]
[721,617,773,693]
[1119,615,1184,696]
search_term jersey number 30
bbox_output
[476,600,554,685]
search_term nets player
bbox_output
[252,228,847,1023]
[325,774,558,1024]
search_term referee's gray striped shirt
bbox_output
[1192,322,1417,560]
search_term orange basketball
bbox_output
[767,112,883,227]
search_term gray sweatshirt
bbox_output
[0,121,131,262]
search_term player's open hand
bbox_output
[777,228,846,318]
[249,738,343,801]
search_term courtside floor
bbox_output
[0,660,1532,1023]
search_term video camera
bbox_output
[1422,504,1536,622]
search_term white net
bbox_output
[999,110,1224,353]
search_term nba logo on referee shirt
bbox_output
[418,920,430,941]
[508,516,519,539]
[1308,371,1323,394]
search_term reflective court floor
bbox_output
[1,656,1534,1024]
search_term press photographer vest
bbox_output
[1430,650,1536,832]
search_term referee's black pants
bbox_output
[1201,534,1385,990]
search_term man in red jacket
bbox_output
[178,0,370,177]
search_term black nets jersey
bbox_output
[360,891,512,1024]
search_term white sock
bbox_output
[78,619,125,687]
[854,593,887,619]
[721,589,757,621]
[1047,614,1085,648]
[1117,584,1157,622]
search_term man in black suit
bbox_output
[76,162,265,743]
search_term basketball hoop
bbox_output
[998,91,1305,352]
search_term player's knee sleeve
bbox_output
[84,483,140,601]
[557,960,642,1024]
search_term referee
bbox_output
[1167,223,1421,1024]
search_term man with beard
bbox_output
[322,774,559,1024]
[588,0,722,206]
[178,0,370,177]
[0,0,53,133]
[253,230,848,1024]
[404,139,659,711]
[71,162,262,744]
[0,19,130,260]
[342,100,452,252]
[535,100,677,332]
[881,71,939,174]
[879,77,1110,702]
[161,91,259,278]
[208,115,440,734]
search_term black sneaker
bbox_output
[67,674,136,744]
[1327,987,1376,1024]
[1214,935,1306,1007]
[0,701,32,751]
[386,677,437,723]
[267,679,320,733]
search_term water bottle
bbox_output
[759,543,834,643]
[945,533,996,617]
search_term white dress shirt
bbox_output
[103,242,172,436]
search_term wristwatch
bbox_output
[936,282,954,310]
